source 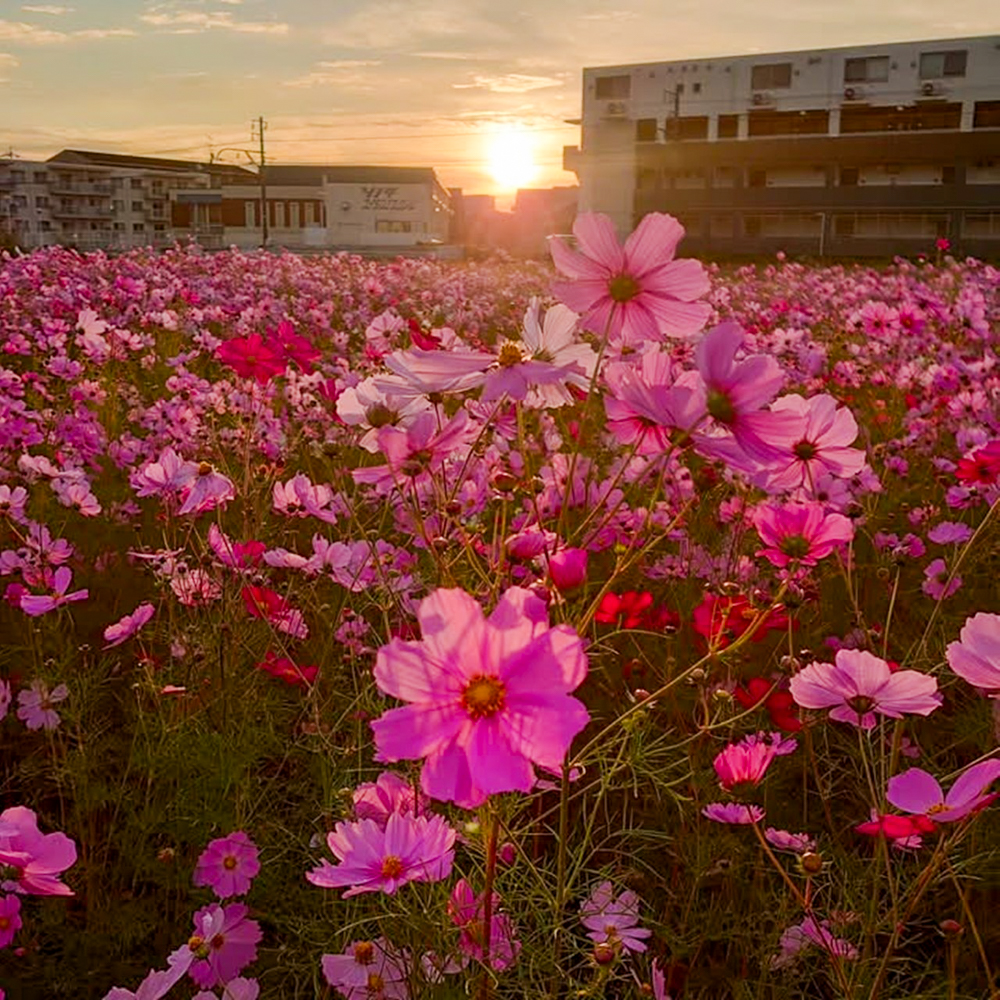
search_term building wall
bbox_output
[568,35,1000,254]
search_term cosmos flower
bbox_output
[946,612,1000,695]
[19,566,88,616]
[753,501,854,569]
[713,740,778,792]
[886,760,1000,823]
[790,649,941,729]
[579,881,652,954]
[321,939,410,1000]
[16,680,69,732]
[448,878,521,971]
[702,803,765,824]
[0,806,77,896]
[370,586,589,809]
[186,903,262,990]
[103,603,155,649]
[306,812,455,897]
[193,832,261,899]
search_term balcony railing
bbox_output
[49,181,114,196]
[51,205,114,219]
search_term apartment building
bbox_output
[564,36,1000,257]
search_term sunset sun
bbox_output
[486,129,539,190]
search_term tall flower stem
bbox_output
[550,762,571,999]
[479,812,499,1000]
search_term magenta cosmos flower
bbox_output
[0,806,76,896]
[580,881,652,954]
[186,902,262,989]
[370,586,589,809]
[103,603,155,649]
[946,612,1000,696]
[712,741,777,792]
[753,501,854,569]
[886,759,1000,823]
[321,938,410,1000]
[193,832,260,899]
[550,212,711,345]
[306,812,455,897]
[790,649,942,730]
[448,878,521,971]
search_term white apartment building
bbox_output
[564,35,1000,256]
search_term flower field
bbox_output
[0,216,998,1000]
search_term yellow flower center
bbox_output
[367,973,385,991]
[497,341,525,367]
[197,461,214,476]
[223,855,238,870]
[461,674,506,719]
[608,273,641,302]
[353,941,375,965]
[380,855,404,880]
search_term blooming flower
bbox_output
[764,828,817,854]
[713,740,777,792]
[701,803,765,824]
[352,772,426,828]
[752,501,854,569]
[216,333,285,384]
[193,832,261,899]
[0,894,22,948]
[734,677,800,732]
[579,881,652,954]
[692,593,789,650]
[518,298,598,408]
[177,463,236,517]
[321,939,410,1000]
[886,760,1000,823]
[771,917,858,969]
[255,651,317,688]
[790,649,942,729]
[946,613,1000,695]
[448,878,521,971]
[186,902,262,990]
[370,586,589,809]
[922,557,962,600]
[103,603,155,648]
[17,680,69,731]
[19,566,89,616]
[550,212,711,346]
[306,812,455,897]
[0,805,77,896]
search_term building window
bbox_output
[973,101,1000,128]
[33,172,48,184]
[941,165,956,184]
[595,75,630,99]
[245,202,258,228]
[692,82,702,94]
[113,223,125,231]
[963,213,1000,238]
[132,201,143,212]
[834,216,855,237]
[717,114,739,138]
[132,223,145,232]
[751,62,792,90]
[920,50,967,78]
[635,118,658,142]
[35,196,49,208]
[130,178,143,189]
[747,109,829,137]
[375,220,413,233]
[840,103,961,133]
[664,116,709,140]
[844,56,889,83]
[153,223,166,232]
[743,216,762,237]
[710,214,735,237]
[840,167,860,186]
[834,212,949,238]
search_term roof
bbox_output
[263,164,440,186]
[48,149,255,178]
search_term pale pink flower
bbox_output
[19,566,88,616]
[321,938,410,1000]
[170,569,222,606]
[177,463,236,517]
[580,881,652,953]
[103,603,155,648]
[946,612,1000,695]
[449,878,521,971]
[16,680,69,731]
[886,759,1000,823]
[129,447,198,501]
[186,903,262,990]
[790,650,942,729]
[702,803,764,824]
[713,741,777,792]
[764,828,817,854]
[352,772,426,828]
[336,376,432,453]
[0,805,76,896]
[550,212,711,345]
[519,298,597,408]
[922,558,962,600]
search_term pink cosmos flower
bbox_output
[103,603,155,649]
[186,902,262,989]
[102,947,192,1000]
[193,832,261,899]
[129,447,198,501]
[336,375,433,453]
[713,741,777,792]
[177,463,236,517]
[702,803,765,824]
[216,333,286,384]
[790,649,942,730]
[321,938,410,1000]
[764,828,817,854]
[370,586,589,809]
[550,212,711,345]
[752,501,854,569]
[190,977,259,1000]
[922,557,962,600]
[0,805,77,896]
[352,772,427,828]
[760,394,866,493]
[306,812,455,897]
[0,894,22,948]
[19,566,89,616]
[886,759,1000,823]
[854,810,934,850]
[946,612,1000,695]
[380,344,493,396]
[448,878,521,971]
[518,298,598,408]
[16,680,69,731]
[579,881,652,953]
[651,959,672,1000]
[208,525,267,571]
[0,680,10,722]
[546,547,588,592]
[771,917,858,969]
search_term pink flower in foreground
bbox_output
[322,938,410,1000]
[713,741,777,792]
[102,947,192,1000]
[0,806,76,896]
[186,903,262,989]
[790,649,941,730]
[370,586,589,809]
[194,832,261,899]
[579,881,652,953]
[177,463,236,517]
[103,603,155,649]
[946,612,1000,696]
[0,680,9,722]
[0,894,22,948]
[17,680,69,731]
[550,212,711,345]
[753,501,854,569]
[216,333,285,384]
[448,878,521,971]
[702,802,764,825]
[306,812,455,897]
[19,566,88,616]
[886,759,1000,823]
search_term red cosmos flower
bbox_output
[734,677,801,732]
[692,593,790,650]
[216,333,286,384]
[955,441,1000,486]
[270,319,320,374]
[256,650,318,688]
[594,591,677,630]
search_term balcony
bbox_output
[51,204,114,219]
[49,180,114,196]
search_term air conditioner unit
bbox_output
[921,81,942,97]
[843,86,864,101]
[751,92,773,106]
[606,101,627,115]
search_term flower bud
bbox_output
[592,942,616,966]
[939,919,963,937]
[799,852,823,876]
[548,548,588,592]
[498,842,517,867]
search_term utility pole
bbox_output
[663,88,682,139]
[252,116,268,250]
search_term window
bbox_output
[743,216,762,237]
[920,50,967,78]
[595,75,630,99]
[747,109,829,137]
[840,167,859,186]
[132,223,144,232]
[113,223,125,231]
[751,62,792,90]
[963,213,1000,238]
[664,116,709,140]
[840,102,961,133]
[635,118,658,142]
[717,114,739,138]
[113,200,123,211]
[130,178,143,189]
[33,172,48,184]
[844,56,889,83]
[973,101,1000,128]
[941,165,956,184]
[153,223,166,232]
[245,202,258,228]
[375,220,413,233]
[692,82,702,94]
[35,196,49,208]
[834,215,855,237]
[131,201,143,212]
[675,83,685,96]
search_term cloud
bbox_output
[0,53,19,68]
[73,28,137,39]
[21,4,74,13]
[0,18,135,44]
[140,8,289,34]
[412,50,480,60]
[579,9,639,20]
[454,73,564,94]
[281,61,381,89]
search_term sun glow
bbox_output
[485,129,539,190]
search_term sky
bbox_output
[1,0,998,207]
